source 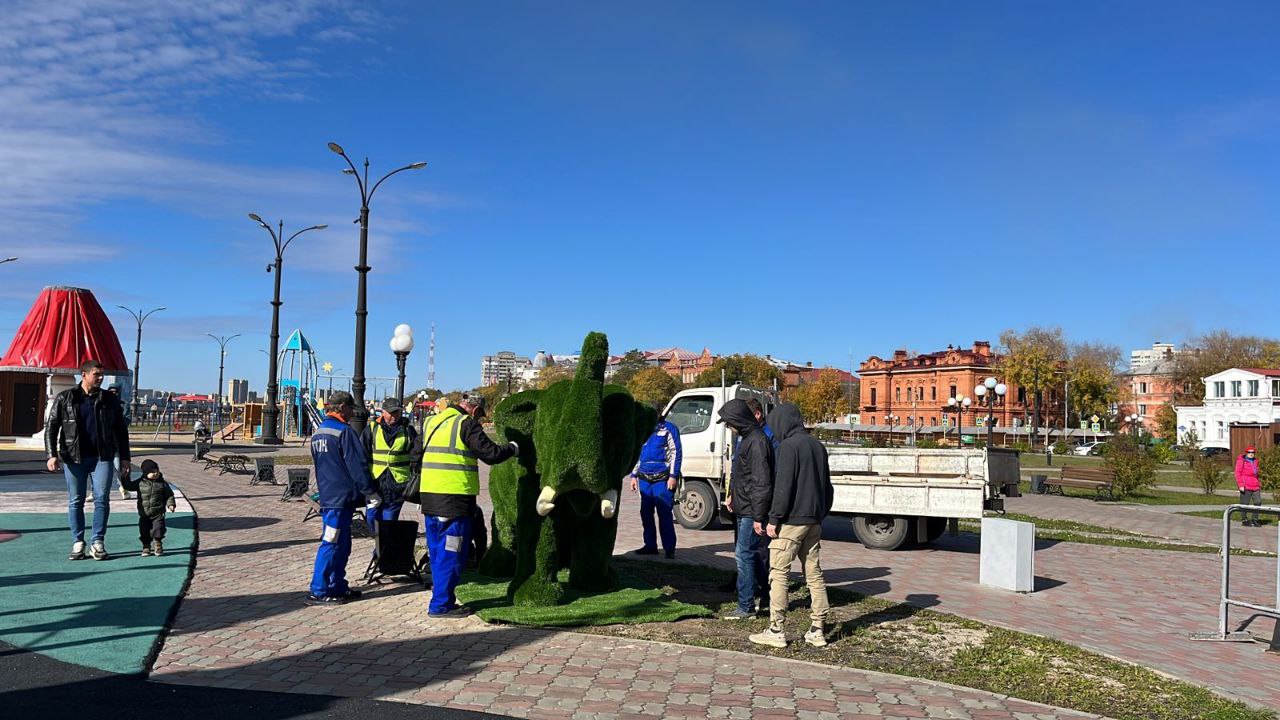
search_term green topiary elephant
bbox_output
[477,331,655,606]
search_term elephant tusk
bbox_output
[600,489,618,519]
[536,485,557,516]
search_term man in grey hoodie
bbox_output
[750,403,833,649]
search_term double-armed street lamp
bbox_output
[946,395,972,447]
[1124,413,1144,439]
[390,324,415,404]
[885,414,899,446]
[973,376,1007,447]
[327,141,427,435]
[248,214,327,444]
[116,305,165,421]
[208,333,240,435]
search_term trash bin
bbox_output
[1030,474,1047,494]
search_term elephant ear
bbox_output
[602,385,637,488]
[493,389,541,474]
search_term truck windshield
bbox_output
[667,395,713,435]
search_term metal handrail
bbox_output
[1189,503,1280,648]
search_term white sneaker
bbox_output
[748,627,788,648]
[69,541,86,560]
[804,626,828,648]
[90,541,108,561]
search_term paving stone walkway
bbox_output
[148,453,1099,719]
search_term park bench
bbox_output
[1044,466,1115,500]
[202,453,252,476]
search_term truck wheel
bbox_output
[920,517,947,545]
[853,515,910,550]
[675,480,719,530]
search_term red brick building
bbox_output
[858,341,1062,432]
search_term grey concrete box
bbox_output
[979,517,1034,592]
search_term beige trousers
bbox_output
[768,523,829,629]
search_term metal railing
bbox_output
[1189,504,1280,650]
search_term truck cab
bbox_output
[662,383,773,530]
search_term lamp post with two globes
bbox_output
[973,377,1008,447]
[327,142,427,435]
[946,394,972,447]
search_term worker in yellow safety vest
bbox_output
[360,397,421,536]
[418,392,518,618]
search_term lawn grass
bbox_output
[1035,482,1238,505]
[454,568,710,627]
[271,455,312,465]
[1179,509,1276,526]
[580,559,1272,720]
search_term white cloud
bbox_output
[0,0,398,256]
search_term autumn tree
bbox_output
[998,327,1067,433]
[627,367,684,409]
[793,370,846,424]
[694,354,782,390]
[609,349,649,387]
[1173,331,1280,403]
[1154,404,1178,441]
[534,363,574,389]
[1066,341,1121,423]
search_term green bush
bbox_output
[1147,443,1178,465]
[1258,446,1280,502]
[1052,441,1069,455]
[1010,441,1031,453]
[916,437,940,449]
[1103,435,1158,498]
[1191,456,1229,496]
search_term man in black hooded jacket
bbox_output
[716,398,774,620]
[749,402,833,649]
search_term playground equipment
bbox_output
[279,329,318,438]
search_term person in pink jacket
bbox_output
[1235,446,1263,526]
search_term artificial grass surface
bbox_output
[0,511,194,674]
[455,568,711,627]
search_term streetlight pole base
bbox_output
[255,436,285,445]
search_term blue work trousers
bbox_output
[64,456,114,544]
[310,508,353,598]
[638,479,676,553]
[424,514,472,614]
[735,515,768,614]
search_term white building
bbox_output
[481,351,531,387]
[1175,368,1280,448]
[1129,342,1178,371]
[227,378,249,404]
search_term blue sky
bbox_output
[1,1,1278,395]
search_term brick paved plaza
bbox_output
[143,449,1279,717]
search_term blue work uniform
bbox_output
[308,414,376,599]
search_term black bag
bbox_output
[636,469,670,483]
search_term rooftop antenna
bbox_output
[427,322,436,390]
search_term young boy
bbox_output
[120,459,176,556]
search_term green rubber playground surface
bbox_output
[0,511,194,674]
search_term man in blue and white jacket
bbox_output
[628,414,682,559]
[307,391,378,605]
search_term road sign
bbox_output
[962,434,975,444]
[1091,422,1101,433]
[1079,420,1088,430]
[1090,414,1100,423]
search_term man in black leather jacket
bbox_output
[45,360,132,561]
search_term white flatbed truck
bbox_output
[663,384,1021,550]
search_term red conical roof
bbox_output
[1,286,129,374]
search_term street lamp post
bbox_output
[327,142,427,435]
[973,376,1008,448]
[390,324,415,404]
[946,395,972,447]
[248,215,327,444]
[116,305,165,421]
[0,257,17,265]
[885,414,898,446]
[1124,414,1144,439]
[208,333,241,438]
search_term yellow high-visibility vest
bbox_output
[371,422,412,485]
[420,407,478,496]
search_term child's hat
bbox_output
[140,459,161,475]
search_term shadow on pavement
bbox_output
[0,639,501,719]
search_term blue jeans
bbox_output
[638,480,676,552]
[64,456,114,544]
[735,516,767,613]
[424,514,472,614]
[310,508,354,598]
